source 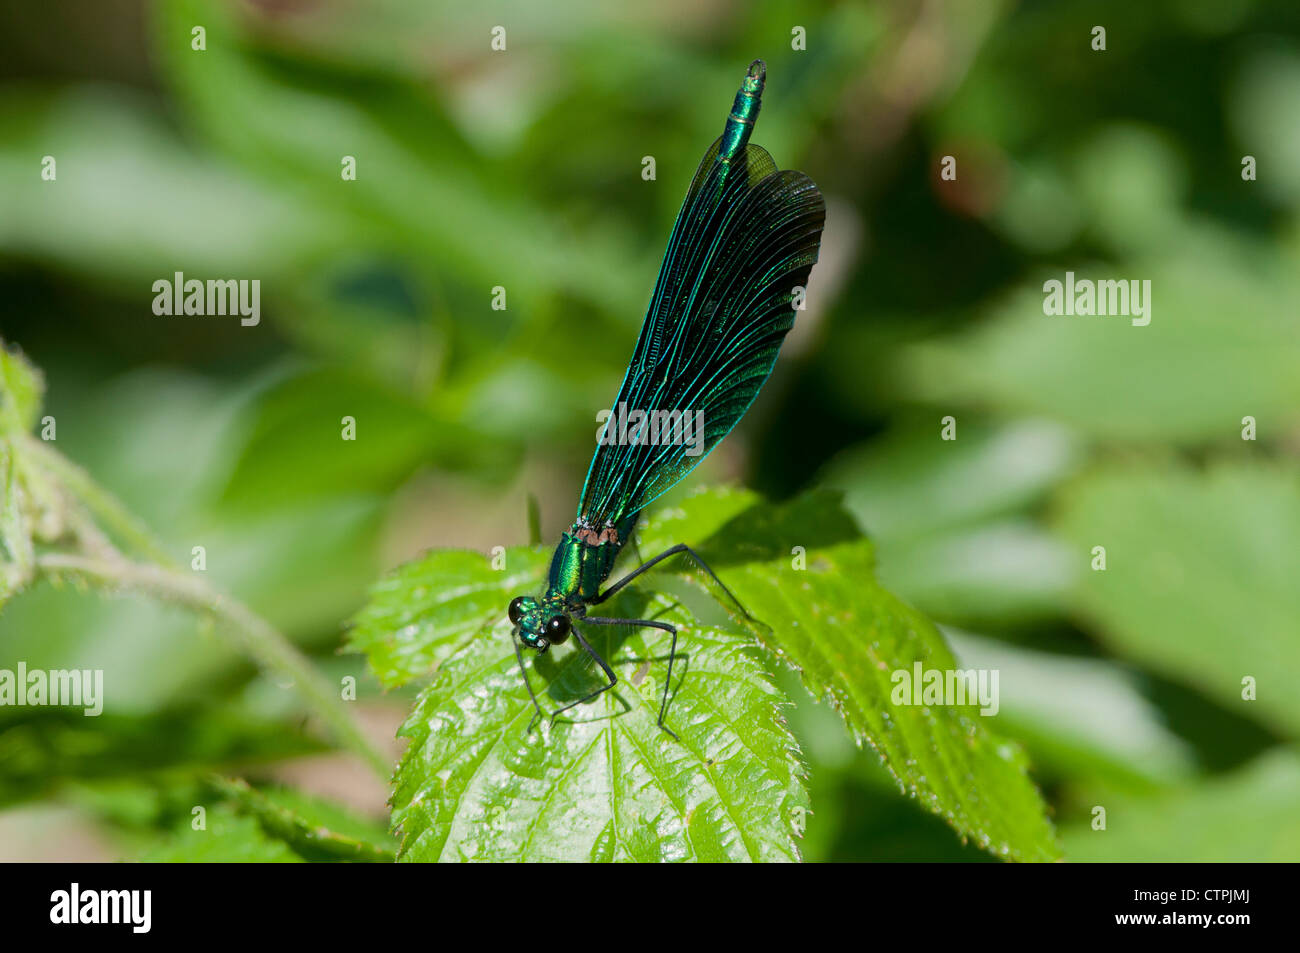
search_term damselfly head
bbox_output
[509,595,572,653]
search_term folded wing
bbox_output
[578,138,826,527]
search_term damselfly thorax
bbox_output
[509,515,635,650]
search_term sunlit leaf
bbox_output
[644,489,1061,861]
[391,592,808,862]
[355,487,1060,861]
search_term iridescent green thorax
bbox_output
[545,518,632,605]
[719,59,766,161]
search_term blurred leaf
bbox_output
[58,776,205,834]
[154,0,647,321]
[1229,43,1300,210]
[0,90,343,283]
[0,707,326,808]
[1055,461,1300,737]
[1071,125,1188,256]
[208,777,394,862]
[1062,749,1300,862]
[989,160,1083,254]
[820,420,1079,625]
[821,418,1081,543]
[946,630,1194,790]
[903,248,1300,443]
[877,519,1074,627]
[139,808,301,862]
[198,499,385,640]
[216,366,502,513]
[0,345,42,434]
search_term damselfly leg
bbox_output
[594,543,754,622]
[581,615,679,740]
[511,626,547,732]
[544,625,619,725]
[514,623,623,735]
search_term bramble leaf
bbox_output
[639,488,1061,862]
[354,486,1060,862]
[385,578,808,862]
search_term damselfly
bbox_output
[508,60,825,739]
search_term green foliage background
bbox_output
[2,0,1298,861]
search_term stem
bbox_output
[20,434,178,568]
[36,553,390,780]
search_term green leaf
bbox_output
[873,519,1074,627]
[0,91,344,284]
[901,249,1300,443]
[0,707,327,808]
[1062,749,1300,862]
[0,442,34,609]
[214,366,505,513]
[1054,460,1300,736]
[208,777,395,862]
[819,421,1081,626]
[347,548,552,690]
[351,517,807,861]
[390,588,807,862]
[820,418,1082,544]
[153,0,648,321]
[945,629,1194,790]
[355,486,1060,862]
[1229,46,1300,210]
[645,489,1061,861]
[139,809,303,863]
[138,779,394,863]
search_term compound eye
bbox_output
[507,596,526,625]
[545,615,571,644]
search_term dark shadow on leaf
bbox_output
[694,488,866,568]
[526,588,691,729]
